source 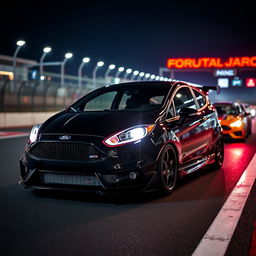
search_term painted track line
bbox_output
[192,153,256,256]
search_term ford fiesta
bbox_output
[19,81,224,195]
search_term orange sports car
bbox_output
[214,102,250,141]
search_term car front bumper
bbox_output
[19,136,160,194]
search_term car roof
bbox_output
[104,81,177,89]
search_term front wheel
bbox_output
[209,136,224,170]
[157,144,178,194]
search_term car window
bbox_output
[214,104,240,115]
[174,87,197,114]
[193,90,206,109]
[84,91,118,111]
[70,84,171,112]
[167,102,175,118]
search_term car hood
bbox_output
[41,111,161,137]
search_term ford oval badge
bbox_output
[59,135,71,140]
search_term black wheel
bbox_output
[157,144,178,194]
[209,136,224,170]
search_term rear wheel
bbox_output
[157,144,178,194]
[209,136,224,170]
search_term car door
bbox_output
[171,86,208,167]
[191,88,213,153]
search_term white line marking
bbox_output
[192,152,256,256]
[0,133,29,140]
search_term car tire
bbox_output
[157,144,178,194]
[209,136,224,170]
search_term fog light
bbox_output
[129,172,137,180]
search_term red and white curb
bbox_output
[192,153,256,256]
[0,131,29,139]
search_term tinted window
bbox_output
[193,90,206,108]
[174,87,197,114]
[84,91,117,111]
[214,104,240,115]
[70,84,171,112]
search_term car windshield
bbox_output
[214,104,240,116]
[69,83,171,112]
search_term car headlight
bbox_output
[29,124,41,143]
[103,124,155,147]
[230,120,242,127]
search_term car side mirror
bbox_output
[179,107,198,118]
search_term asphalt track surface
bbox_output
[0,122,255,256]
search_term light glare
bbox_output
[65,52,73,59]
[109,64,115,70]
[97,61,104,67]
[17,40,26,46]
[83,57,90,63]
[43,47,51,53]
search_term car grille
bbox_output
[234,131,242,136]
[29,142,102,161]
[222,125,231,130]
[40,172,101,186]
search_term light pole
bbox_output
[143,73,150,80]
[137,72,145,81]
[115,67,124,79]
[104,64,115,81]
[124,68,132,80]
[78,57,90,87]
[61,52,73,87]
[150,74,156,80]
[40,47,51,81]
[13,40,26,87]
[130,70,139,80]
[93,61,104,88]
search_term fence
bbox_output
[0,76,123,112]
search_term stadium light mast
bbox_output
[13,40,26,88]
[40,47,52,81]
[115,66,125,79]
[93,61,104,88]
[104,64,116,81]
[78,57,90,87]
[124,68,132,80]
[61,52,73,87]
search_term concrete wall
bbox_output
[0,112,57,128]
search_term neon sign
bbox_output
[166,57,256,69]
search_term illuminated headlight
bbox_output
[103,124,155,147]
[29,124,41,143]
[230,120,242,127]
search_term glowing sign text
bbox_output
[166,57,256,69]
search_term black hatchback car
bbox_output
[19,81,224,195]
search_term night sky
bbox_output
[1,0,255,78]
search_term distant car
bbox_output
[241,103,252,135]
[19,81,224,195]
[214,102,250,141]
